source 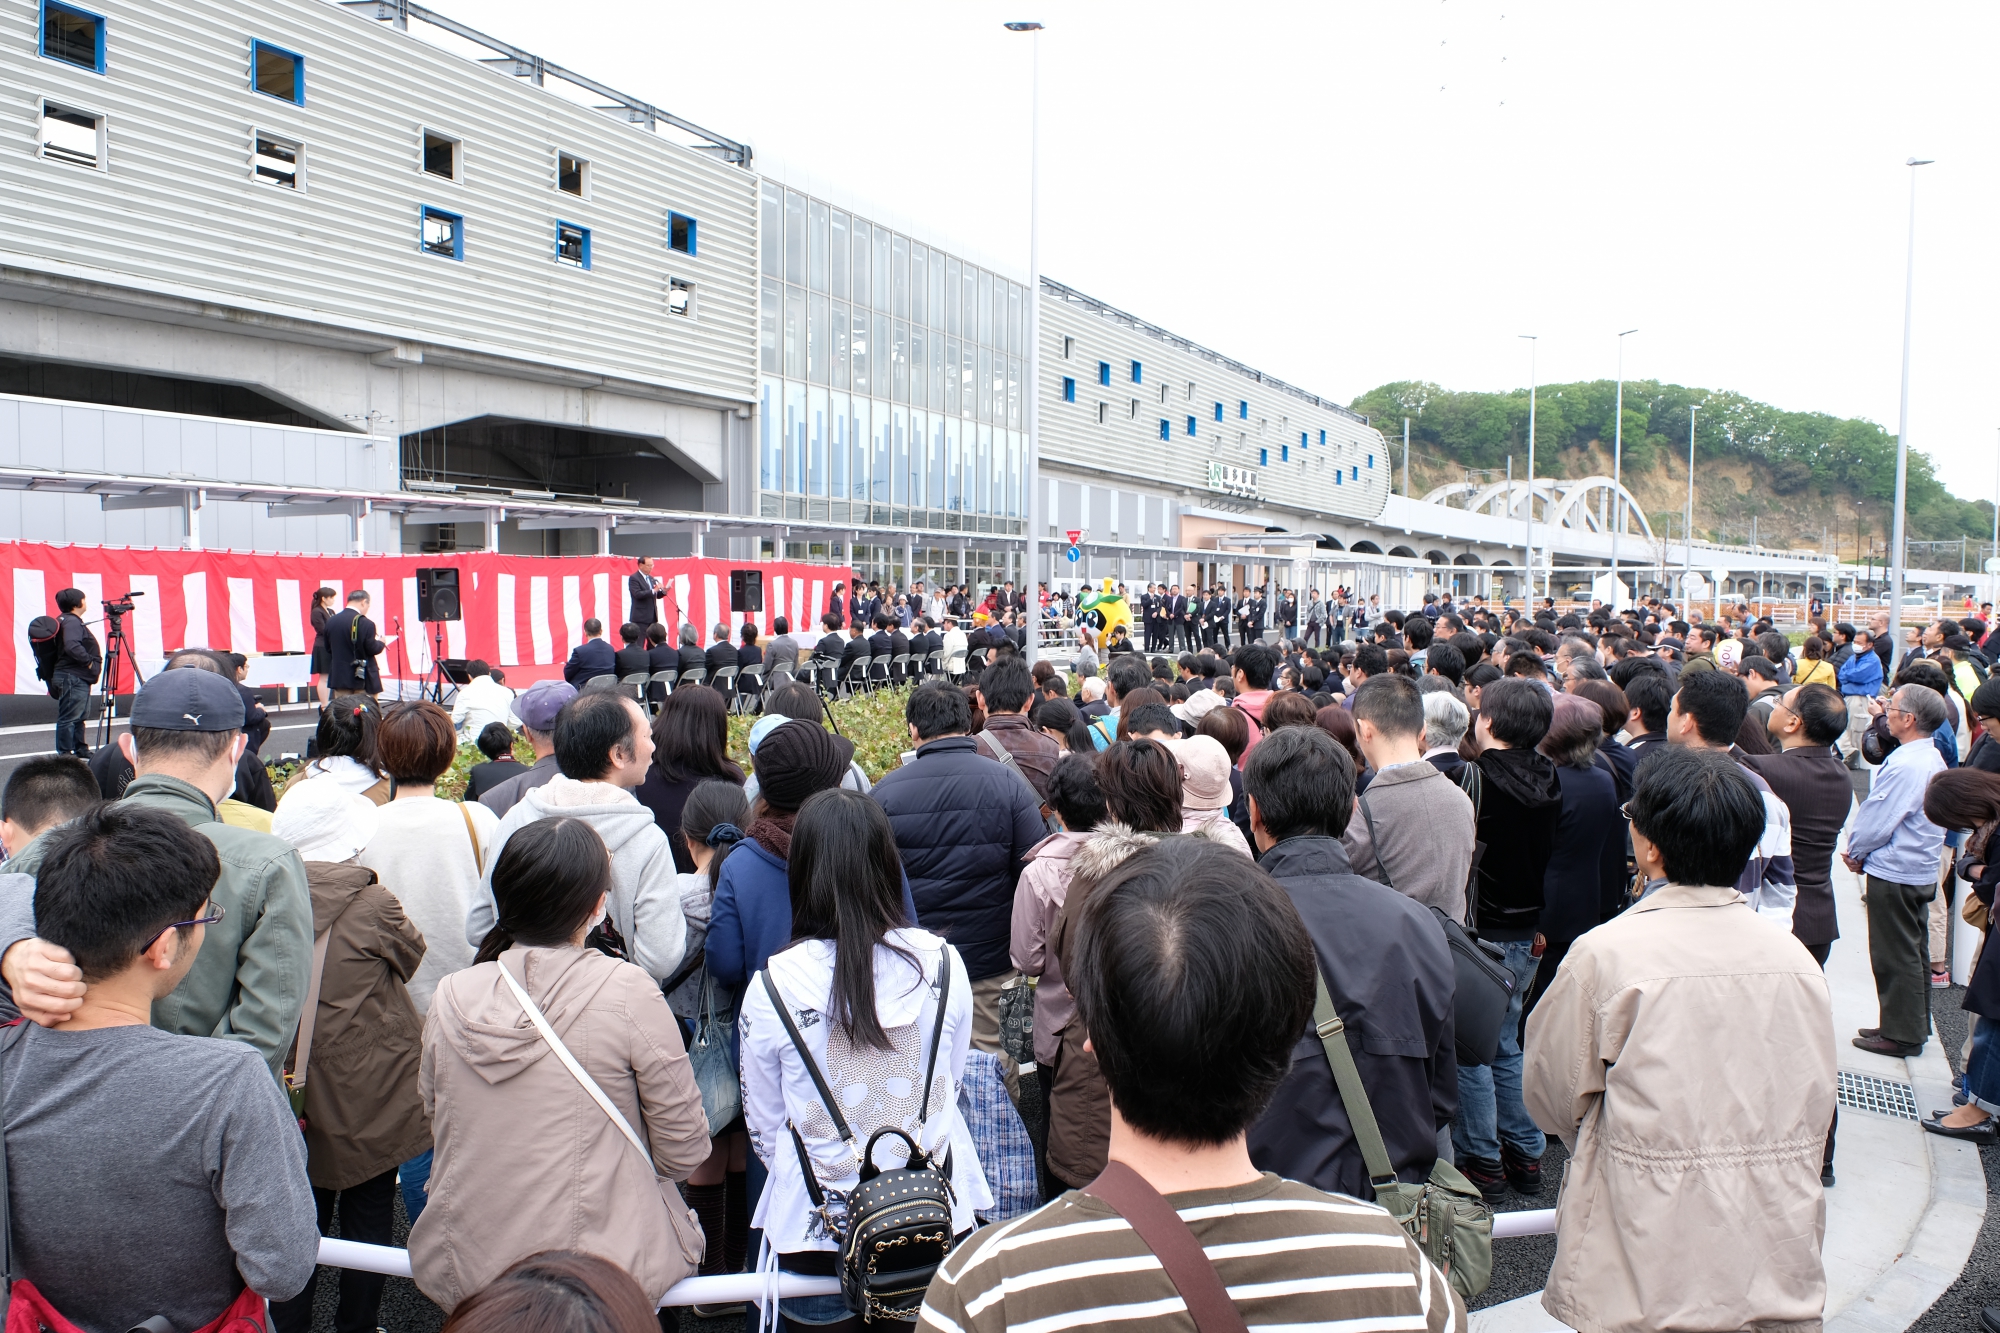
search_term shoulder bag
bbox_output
[1083,1160,1247,1333]
[1356,793,1513,1068]
[1310,967,1492,1298]
[758,953,955,1323]
[284,930,334,1130]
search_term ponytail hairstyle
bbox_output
[473,818,613,964]
[679,778,750,894]
[786,788,916,1052]
[314,700,384,779]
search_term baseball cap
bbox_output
[1171,688,1225,726]
[514,679,576,732]
[129,668,245,732]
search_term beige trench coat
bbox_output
[1523,882,1837,1333]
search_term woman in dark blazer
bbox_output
[308,586,337,703]
[1922,770,2000,1142]
[1521,694,1621,1025]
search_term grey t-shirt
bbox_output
[0,1021,318,1331]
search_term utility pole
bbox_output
[1005,19,1045,662]
[1891,157,1935,626]
[1612,329,1638,608]
[1519,335,1538,601]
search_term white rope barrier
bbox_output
[317,1208,1559,1307]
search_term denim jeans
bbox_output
[1454,938,1547,1163]
[52,672,89,756]
[398,1148,431,1226]
[1969,1017,2000,1115]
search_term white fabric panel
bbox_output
[276,580,304,652]
[496,573,519,666]
[12,568,45,695]
[528,576,552,665]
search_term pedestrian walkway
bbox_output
[1475,805,1987,1333]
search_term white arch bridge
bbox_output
[1419,475,1654,543]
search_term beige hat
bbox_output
[1171,687,1225,727]
[272,778,380,863]
[1162,733,1233,813]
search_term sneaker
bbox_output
[1932,971,1952,989]
[1458,1155,1507,1202]
[1501,1145,1543,1195]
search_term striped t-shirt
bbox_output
[918,1172,1465,1333]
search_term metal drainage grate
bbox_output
[1837,1069,1921,1121]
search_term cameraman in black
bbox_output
[318,589,385,701]
[49,588,101,759]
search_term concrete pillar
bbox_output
[183,489,204,551]
[486,508,502,553]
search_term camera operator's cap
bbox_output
[130,667,245,732]
[513,679,576,732]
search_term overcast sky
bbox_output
[462,0,2000,503]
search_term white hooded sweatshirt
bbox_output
[465,775,687,983]
[740,928,992,1256]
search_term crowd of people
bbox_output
[11,569,2000,1333]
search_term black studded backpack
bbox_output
[760,953,956,1322]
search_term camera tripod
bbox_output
[804,653,844,735]
[419,621,455,705]
[96,600,145,749]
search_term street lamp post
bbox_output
[1890,156,1934,628]
[1520,335,1537,601]
[1683,403,1698,595]
[1612,329,1638,608]
[1006,20,1044,663]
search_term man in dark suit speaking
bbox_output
[628,556,663,630]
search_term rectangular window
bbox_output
[830,389,848,499]
[1160,419,1171,442]
[1099,362,1111,387]
[808,292,828,383]
[420,205,463,260]
[1007,282,1023,356]
[1186,416,1197,437]
[668,277,695,318]
[1062,336,1074,360]
[831,301,850,387]
[760,278,779,373]
[252,40,304,104]
[960,263,976,341]
[929,254,946,332]
[1240,400,1249,419]
[850,218,872,308]
[892,234,909,320]
[555,220,590,268]
[422,130,459,180]
[39,102,102,169]
[943,337,960,415]
[1353,464,1360,479]
[1063,377,1076,403]
[1301,431,1308,449]
[911,327,928,408]
[1098,402,1107,424]
[892,321,910,403]
[760,182,780,278]
[873,226,891,311]
[1160,384,1169,404]
[783,287,805,380]
[1282,445,1290,461]
[828,210,848,300]
[945,256,962,335]
[1319,430,1327,446]
[782,190,805,285]
[1130,360,1143,384]
[1260,448,1269,466]
[41,1,104,73]
[976,269,993,346]
[808,198,828,293]
[1213,402,1223,422]
[558,151,587,196]
[909,243,927,325]
[1186,381,1195,401]
[657,211,694,260]
[1336,469,1343,486]
[1129,398,1139,419]
[1368,454,1375,468]
[253,131,301,188]
[850,308,869,394]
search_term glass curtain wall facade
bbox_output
[758,181,1026,537]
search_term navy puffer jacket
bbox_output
[871,736,1046,981]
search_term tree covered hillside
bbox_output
[1351,380,1994,557]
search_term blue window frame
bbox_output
[1300,431,1308,450]
[668,211,698,255]
[1351,465,1359,479]
[1368,454,1374,468]
[1186,416,1197,437]
[1336,470,1343,485]
[556,220,590,268]
[1213,402,1223,422]
[1130,360,1142,384]
[1319,430,1326,446]
[1259,448,1268,466]
[252,40,304,104]
[41,1,104,73]
[1159,419,1171,442]
[1239,401,1248,419]
[1098,361,1111,386]
[1062,377,1076,403]
[420,205,464,261]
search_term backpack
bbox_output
[25,617,61,693]
[760,957,957,1322]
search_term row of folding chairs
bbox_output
[580,664,766,715]
[581,646,993,713]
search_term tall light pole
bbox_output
[1991,426,1999,610]
[1520,335,1537,601]
[1683,403,1698,595]
[1890,156,1934,627]
[1611,329,1638,608]
[1006,20,1044,662]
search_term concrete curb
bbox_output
[1825,1041,1986,1333]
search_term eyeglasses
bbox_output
[159,901,225,936]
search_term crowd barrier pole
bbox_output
[317,1208,1558,1306]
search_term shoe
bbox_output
[1980,1306,2000,1333]
[1931,971,1952,989]
[1922,1116,1997,1144]
[1956,1091,1971,1107]
[1458,1155,1507,1202]
[1821,1163,1835,1187]
[1857,1027,1882,1039]
[1852,1034,1924,1057]
[1501,1145,1543,1195]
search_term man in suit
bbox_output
[562,617,616,687]
[321,589,386,698]
[675,623,708,678]
[1186,588,1206,650]
[1168,584,1190,652]
[837,621,870,689]
[813,611,847,666]
[888,617,913,683]
[645,623,677,705]
[1137,584,1156,651]
[628,556,662,630]
[614,623,651,680]
[1210,587,1233,649]
[704,623,738,678]
[867,614,896,684]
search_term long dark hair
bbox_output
[680,778,750,896]
[787,789,916,1051]
[314,700,383,778]
[1033,696,1092,753]
[650,685,743,785]
[474,819,612,963]
[1924,768,2000,833]
[1096,739,1183,832]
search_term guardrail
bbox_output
[317,1208,1558,1307]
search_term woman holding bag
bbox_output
[410,817,711,1312]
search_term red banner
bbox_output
[0,542,852,696]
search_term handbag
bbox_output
[1356,792,1514,1067]
[1309,967,1493,1298]
[759,955,955,1323]
[688,970,739,1137]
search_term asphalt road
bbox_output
[0,702,323,782]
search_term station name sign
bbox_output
[1205,461,1258,500]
